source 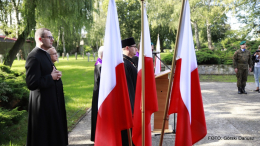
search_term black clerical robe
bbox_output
[132,56,139,69]
[25,47,68,146]
[91,64,101,141]
[123,55,137,114]
[121,55,137,146]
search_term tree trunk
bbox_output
[12,0,21,38]
[4,23,36,67]
[4,0,36,67]
[96,41,98,53]
[206,19,213,50]
[56,29,60,49]
[9,9,12,26]
[193,21,200,50]
[62,28,66,53]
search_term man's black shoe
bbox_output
[238,87,242,94]
[242,87,247,94]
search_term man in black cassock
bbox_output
[121,37,138,146]
[25,28,68,146]
[91,46,104,142]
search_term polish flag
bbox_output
[95,0,133,145]
[154,35,161,75]
[168,0,207,146]
[132,6,158,146]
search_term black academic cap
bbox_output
[121,37,136,48]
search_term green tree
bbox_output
[3,0,94,67]
[116,0,141,41]
[86,0,106,52]
[147,0,176,50]
[233,0,260,39]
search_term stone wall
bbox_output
[197,64,254,75]
[162,64,254,75]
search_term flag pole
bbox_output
[141,0,145,146]
[159,0,186,145]
[127,129,133,146]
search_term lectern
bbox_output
[153,70,172,133]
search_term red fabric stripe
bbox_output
[190,68,207,144]
[175,96,192,146]
[168,59,207,146]
[168,59,182,114]
[95,63,133,146]
[132,57,158,146]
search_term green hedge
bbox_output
[0,107,26,130]
[0,65,29,110]
[0,65,29,144]
[161,48,234,65]
[162,53,173,65]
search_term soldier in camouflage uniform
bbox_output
[233,41,253,94]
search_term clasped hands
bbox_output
[51,66,62,80]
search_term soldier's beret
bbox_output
[240,41,246,45]
[122,37,136,48]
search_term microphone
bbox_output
[152,51,160,54]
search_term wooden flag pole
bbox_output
[141,0,145,146]
[159,0,186,146]
[127,129,133,146]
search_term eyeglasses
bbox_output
[42,36,54,40]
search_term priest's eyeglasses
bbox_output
[43,36,54,40]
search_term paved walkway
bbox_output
[68,82,260,146]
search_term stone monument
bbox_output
[66,53,69,61]
[0,54,3,64]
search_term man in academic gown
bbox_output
[25,28,68,146]
[121,37,138,146]
[91,46,104,142]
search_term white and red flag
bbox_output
[132,6,158,146]
[95,0,133,145]
[154,35,161,75]
[168,0,207,146]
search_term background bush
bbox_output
[0,65,29,144]
[0,65,29,110]
[162,53,173,65]
[162,40,260,65]
[0,107,26,130]
[84,45,93,53]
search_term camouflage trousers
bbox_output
[236,68,248,87]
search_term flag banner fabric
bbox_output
[95,0,133,145]
[154,35,161,75]
[132,6,158,146]
[167,0,207,146]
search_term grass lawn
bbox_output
[199,74,254,82]
[1,55,96,145]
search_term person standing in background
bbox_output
[233,41,253,94]
[252,46,260,92]
[91,46,104,142]
[47,47,58,63]
[26,28,68,146]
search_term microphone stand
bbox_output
[153,53,171,70]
